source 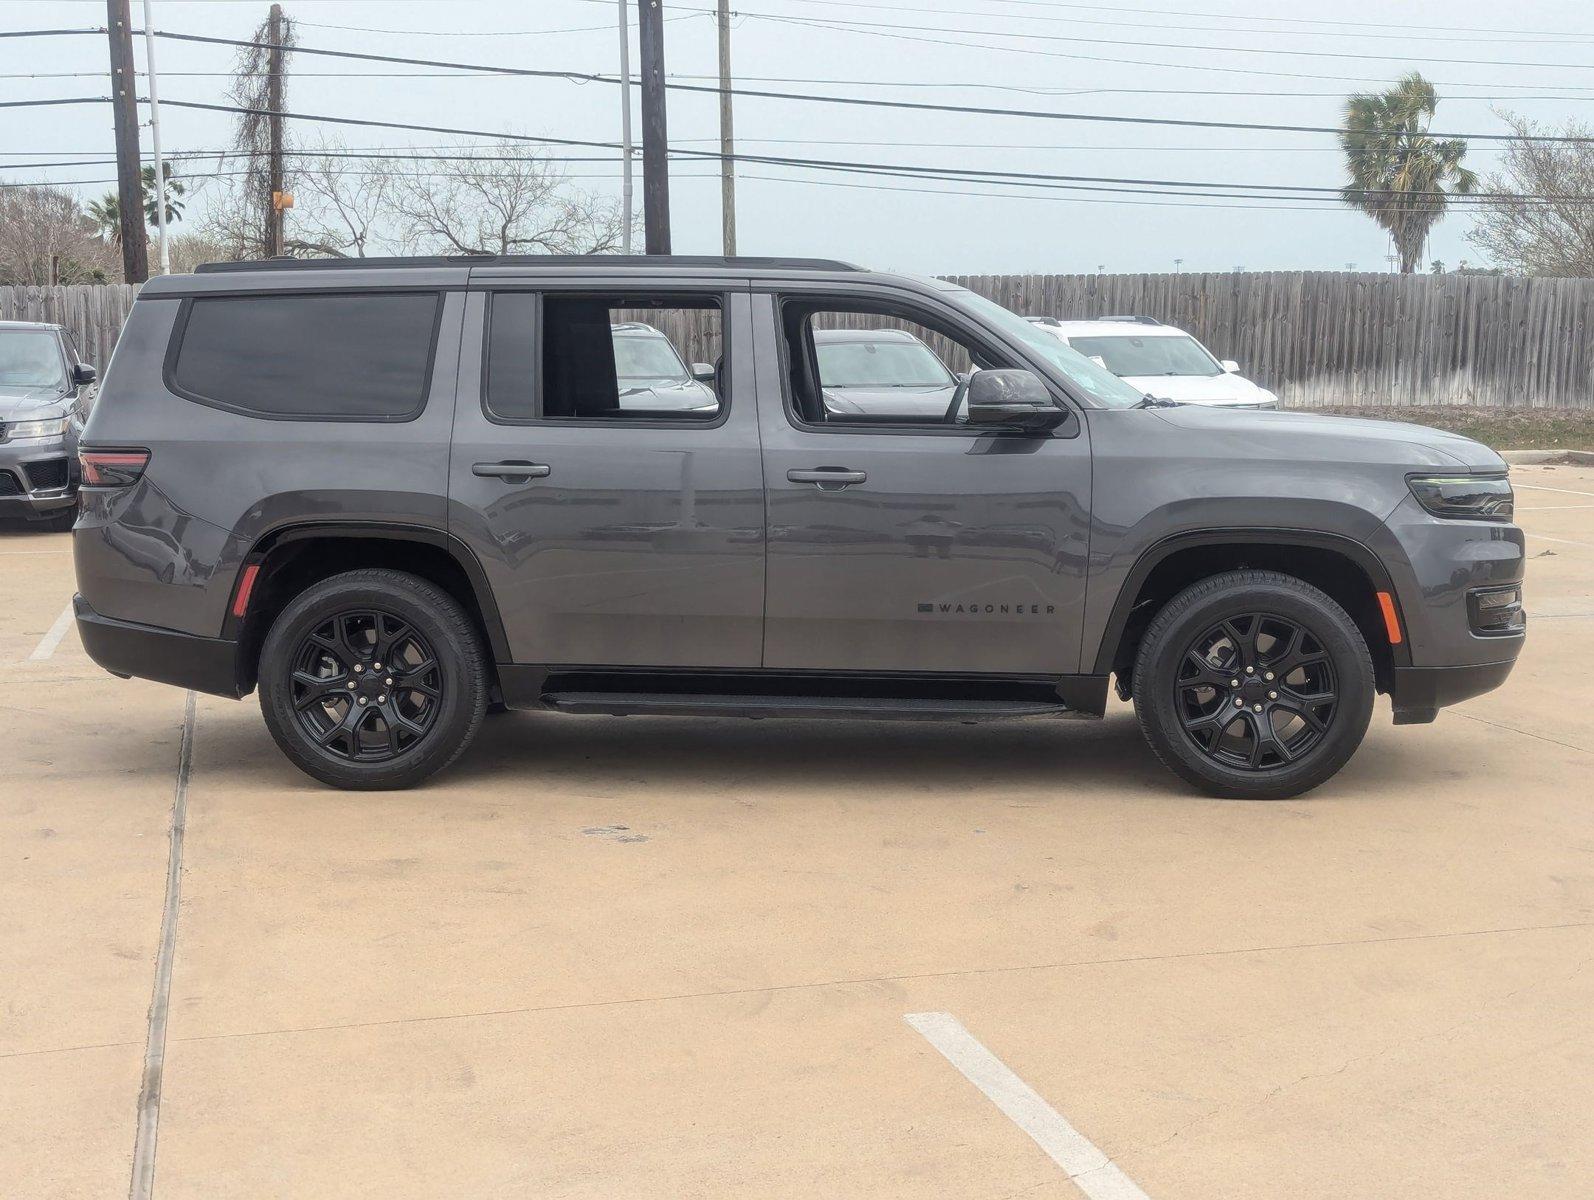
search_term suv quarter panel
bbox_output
[76,292,463,639]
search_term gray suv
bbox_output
[1,320,97,524]
[72,256,1525,798]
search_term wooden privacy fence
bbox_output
[0,284,139,371]
[944,272,1594,409]
[7,273,1594,408]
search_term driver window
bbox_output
[781,299,997,426]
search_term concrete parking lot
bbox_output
[3,464,1592,1200]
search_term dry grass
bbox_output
[1283,405,1594,451]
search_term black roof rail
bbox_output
[1096,314,1162,325]
[193,253,864,274]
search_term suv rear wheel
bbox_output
[1132,570,1375,799]
[258,569,487,790]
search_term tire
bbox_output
[258,569,488,790]
[1132,570,1374,800]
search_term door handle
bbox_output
[472,461,551,482]
[787,467,867,487]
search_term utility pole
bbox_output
[637,0,671,254]
[617,0,634,253]
[142,0,169,274]
[716,0,736,256]
[106,0,148,283]
[266,3,286,256]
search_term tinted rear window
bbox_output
[170,292,440,419]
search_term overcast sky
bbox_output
[4,0,1593,274]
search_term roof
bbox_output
[194,254,863,275]
[0,320,65,332]
[1041,319,1190,339]
[811,327,926,344]
[610,321,668,336]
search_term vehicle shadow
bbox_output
[449,708,1182,798]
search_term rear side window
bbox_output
[169,292,441,420]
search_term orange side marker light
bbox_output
[1376,591,1403,645]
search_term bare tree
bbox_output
[0,186,117,285]
[286,141,403,258]
[1467,112,1594,277]
[216,6,296,258]
[387,143,630,256]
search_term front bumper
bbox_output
[1388,660,1518,725]
[74,595,245,699]
[0,437,78,516]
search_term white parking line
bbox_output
[905,1012,1151,1200]
[26,601,76,661]
[1514,483,1594,498]
[1531,534,1594,551]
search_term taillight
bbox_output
[80,449,150,487]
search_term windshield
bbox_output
[817,339,954,388]
[1068,334,1223,378]
[944,290,1148,409]
[0,330,67,390]
[612,332,690,382]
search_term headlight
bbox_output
[6,416,69,440]
[1408,474,1513,520]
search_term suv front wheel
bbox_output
[1132,570,1375,800]
[258,569,488,790]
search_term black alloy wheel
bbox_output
[1176,613,1338,771]
[258,569,487,790]
[1132,570,1374,800]
[290,610,445,763]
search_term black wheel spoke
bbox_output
[291,670,347,711]
[1181,650,1232,689]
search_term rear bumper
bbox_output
[74,595,245,699]
[1389,659,1518,725]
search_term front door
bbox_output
[449,285,765,668]
[752,290,1092,676]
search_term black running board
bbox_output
[540,691,1075,721]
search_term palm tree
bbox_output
[1339,73,1477,273]
[89,164,187,245]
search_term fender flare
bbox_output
[232,520,512,663]
[1089,527,1409,676]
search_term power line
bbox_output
[63,98,1582,207]
[732,10,1594,87]
[702,0,1594,46]
[123,30,1594,142]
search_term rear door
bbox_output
[449,279,765,668]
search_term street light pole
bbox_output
[142,0,169,274]
[716,0,736,256]
[617,0,634,254]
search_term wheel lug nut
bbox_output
[378,693,387,703]
[1268,690,1278,700]
[1264,671,1275,681]
[354,664,364,674]
[385,677,393,686]
[1252,703,1263,713]
[357,696,368,706]
[373,662,382,671]
[1234,697,1245,707]
[1245,666,1255,675]
[1229,678,1239,688]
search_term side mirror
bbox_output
[1220,359,1240,373]
[965,369,1066,432]
[691,362,715,382]
[72,363,98,386]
